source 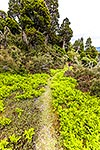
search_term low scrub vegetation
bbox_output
[51,69,100,149]
[64,65,100,97]
[0,73,49,149]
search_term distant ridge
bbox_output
[96,47,100,52]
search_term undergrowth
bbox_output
[51,69,100,149]
[0,73,50,149]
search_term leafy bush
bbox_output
[0,46,24,73]
[0,139,12,150]
[0,73,49,101]
[15,108,24,118]
[90,79,100,97]
[64,65,100,96]
[23,128,35,142]
[0,117,11,127]
[81,57,97,67]
[0,100,4,112]
[0,72,48,149]
[51,69,100,149]
[9,134,21,144]
[25,45,67,74]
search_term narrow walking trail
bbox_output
[35,80,59,150]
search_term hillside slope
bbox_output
[0,67,100,149]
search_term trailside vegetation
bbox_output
[51,68,100,149]
[0,73,49,149]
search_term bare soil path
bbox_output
[35,79,60,150]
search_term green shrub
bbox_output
[90,79,100,97]
[0,117,11,127]
[0,139,12,150]
[15,108,24,118]
[0,100,4,112]
[9,134,21,144]
[0,73,49,101]
[51,69,100,149]
[23,128,35,142]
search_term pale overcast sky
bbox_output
[58,0,100,47]
[0,0,100,47]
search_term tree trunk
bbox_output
[22,30,28,45]
[62,39,65,49]
[45,34,49,45]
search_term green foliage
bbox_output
[85,46,98,59]
[0,17,6,32]
[7,0,51,48]
[81,57,92,66]
[8,0,21,19]
[0,10,7,19]
[0,72,49,149]
[90,79,100,97]
[85,37,98,59]
[44,0,59,44]
[51,69,100,149]
[15,108,24,118]
[73,37,84,54]
[6,17,20,35]
[0,10,7,33]
[0,100,4,112]
[8,0,50,31]
[67,43,81,63]
[58,17,73,50]
[53,45,66,55]
[0,139,12,150]
[26,27,45,48]
[9,134,21,143]
[44,0,59,31]
[0,117,11,127]
[0,73,49,101]
[85,37,92,49]
[67,50,80,63]
[0,128,34,149]
[23,128,35,142]
[81,57,97,67]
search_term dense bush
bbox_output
[51,69,100,149]
[0,46,25,73]
[0,73,49,149]
[90,79,100,97]
[64,65,100,97]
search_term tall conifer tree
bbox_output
[44,0,60,44]
[58,17,73,51]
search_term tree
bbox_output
[73,37,84,53]
[6,17,21,35]
[0,10,7,19]
[85,46,98,59]
[8,0,51,47]
[44,0,59,32]
[85,37,98,59]
[8,0,50,32]
[8,0,21,20]
[58,17,73,51]
[0,26,11,49]
[44,0,59,44]
[0,10,7,32]
[85,37,92,49]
